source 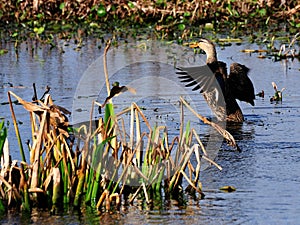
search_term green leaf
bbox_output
[34,26,45,35]
[36,13,43,19]
[89,22,99,28]
[184,12,191,17]
[156,0,165,5]
[97,5,107,17]
[178,23,186,31]
[128,1,135,9]
[11,32,18,38]
[259,8,267,16]
[104,103,115,129]
[59,2,65,10]
[0,120,7,157]
[61,23,72,30]
[0,49,8,55]
[227,4,233,15]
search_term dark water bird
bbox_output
[99,81,136,113]
[177,38,255,122]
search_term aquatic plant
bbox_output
[0,41,239,214]
[270,82,285,102]
[0,89,239,213]
[239,32,300,62]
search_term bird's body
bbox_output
[177,38,255,122]
[101,81,136,110]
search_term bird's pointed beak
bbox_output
[189,42,200,48]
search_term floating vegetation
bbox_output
[270,82,285,102]
[256,90,265,98]
[240,33,300,62]
[219,185,236,193]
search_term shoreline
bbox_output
[0,1,299,39]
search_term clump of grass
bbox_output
[0,40,238,214]
[1,89,237,213]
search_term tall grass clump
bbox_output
[0,41,238,214]
[1,90,236,213]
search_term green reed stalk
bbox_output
[85,169,94,204]
[20,167,30,212]
[0,120,7,157]
[104,103,115,131]
[185,121,191,145]
[74,170,85,207]
[7,92,26,162]
[74,137,90,207]
[0,198,5,213]
[63,162,70,204]
[61,144,69,205]
[154,164,165,193]
[22,182,30,212]
[90,141,106,207]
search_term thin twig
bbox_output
[104,40,111,97]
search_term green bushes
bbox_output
[0,1,299,37]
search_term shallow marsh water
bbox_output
[0,37,300,224]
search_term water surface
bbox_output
[0,38,300,224]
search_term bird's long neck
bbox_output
[206,48,218,64]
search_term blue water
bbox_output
[0,37,300,224]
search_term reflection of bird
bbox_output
[177,38,255,122]
[100,82,136,112]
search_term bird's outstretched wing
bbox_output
[228,63,255,106]
[176,65,217,93]
[176,65,226,121]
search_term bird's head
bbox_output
[112,81,120,87]
[190,38,217,63]
[190,38,215,53]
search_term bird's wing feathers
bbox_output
[228,63,255,105]
[176,65,219,92]
[176,65,226,121]
[102,85,136,108]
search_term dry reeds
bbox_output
[0,87,240,213]
[0,39,240,214]
[0,38,240,213]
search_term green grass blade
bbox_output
[0,120,7,157]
